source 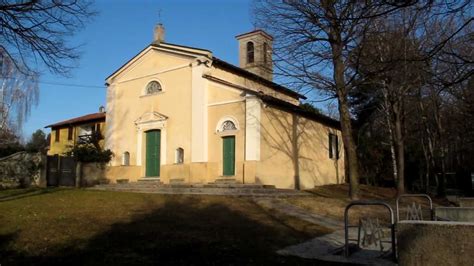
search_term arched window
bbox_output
[216,117,239,135]
[145,81,162,95]
[221,120,237,131]
[263,42,268,64]
[175,147,184,164]
[122,151,130,166]
[246,41,254,64]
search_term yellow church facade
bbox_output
[104,26,344,189]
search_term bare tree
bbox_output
[254,0,472,197]
[1,0,95,76]
[253,1,419,199]
[0,47,38,144]
[0,1,95,143]
[352,2,472,195]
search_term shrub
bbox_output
[66,144,113,163]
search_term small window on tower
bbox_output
[263,42,268,64]
[246,41,254,64]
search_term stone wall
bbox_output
[397,221,474,266]
[0,152,46,189]
[78,162,107,187]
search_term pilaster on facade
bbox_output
[191,57,211,162]
[245,95,261,161]
[105,84,117,166]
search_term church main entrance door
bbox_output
[145,130,161,177]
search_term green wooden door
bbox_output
[222,136,235,176]
[146,130,161,177]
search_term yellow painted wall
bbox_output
[207,102,246,183]
[105,48,193,181]
[104,44,344,189]
[47,120,106,156]
[257,106,345,189]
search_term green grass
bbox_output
[0,188,335,265]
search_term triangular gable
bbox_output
[106,42,212,84]
[134,111,168,126]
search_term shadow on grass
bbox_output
[0,187,67,202]
[1,196,343,265]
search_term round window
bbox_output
[146,81,162,95]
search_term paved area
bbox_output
[252,198,397,265]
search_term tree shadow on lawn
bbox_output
[1,196,344,266]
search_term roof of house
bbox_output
[202,74,340,129]
[235,29,274,41]
[105,41,307,100]
[259,95,341,129]
[211,57,306,100]
[45,112,106,128]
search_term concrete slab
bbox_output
[435,207,474,222]
[278,229,396,265]
[459,197,474,207]
[397,221,474,266]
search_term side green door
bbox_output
[145,130,161,177]
[222,136,235,176]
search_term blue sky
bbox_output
[24,0,254,138]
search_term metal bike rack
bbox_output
[396,194,433,221]
[344,200,396,261]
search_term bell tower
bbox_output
[236,30,273,81]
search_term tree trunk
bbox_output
[382,84,399,188]
[394,114,405,194]
[331,42,360,200]
[434,102,446,197]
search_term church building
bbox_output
[104,24,344,189]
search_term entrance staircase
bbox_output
[90,180,309,197]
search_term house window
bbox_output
[95,123,103,139]
[329,133,339,159]
[55,129,60,142]
[175,148,184,164]
[145,81,162,95]
[67,127,73,140]
[122,152,130,166]
[246,41,254,64]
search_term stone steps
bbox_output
[90,183,309,197]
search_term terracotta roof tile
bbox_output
[45,112,105,128]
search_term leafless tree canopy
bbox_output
[0,46,38,144]
[0,0,96,76]
[253,0,472,196]
[253,0,471,98]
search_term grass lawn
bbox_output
[286,184,448,223]
[0,188,335,265]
